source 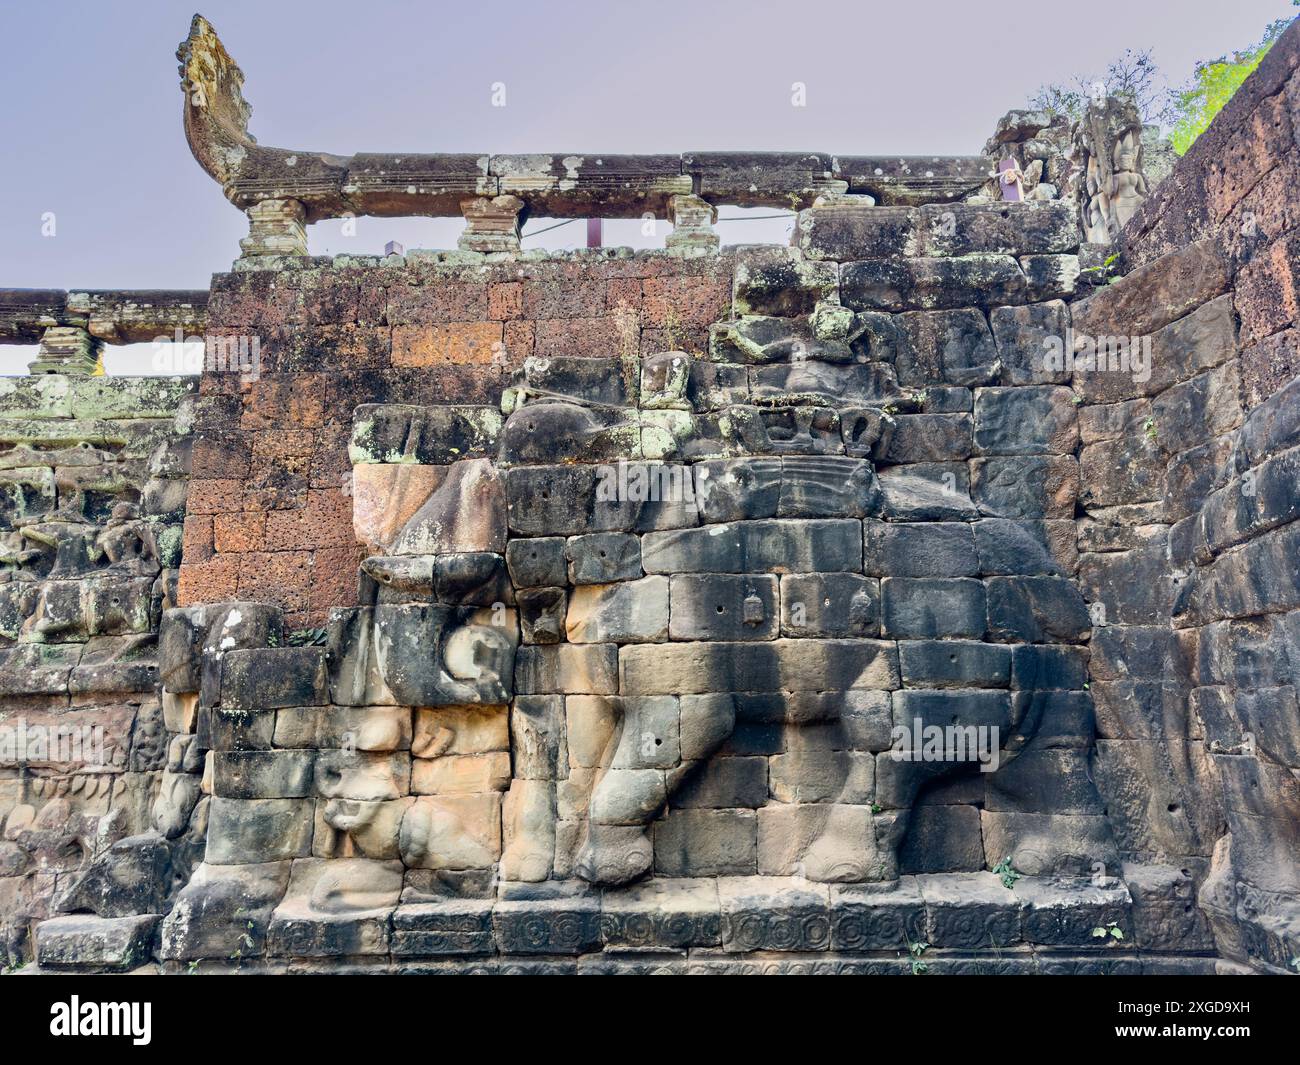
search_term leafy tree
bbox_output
[1029,48,1171,126]
[1168,15,1293,154]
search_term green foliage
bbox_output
[1168,15,1293,155]
[1030,49,1169,126]
[991,856,1022,890]
[906,939,930,975]
[1091,921,1126,942]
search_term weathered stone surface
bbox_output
[621,638,900,694]
[670,573,779,640]
[718,876,832,951]
[881,578,986,639]
[642,519,863,574]
[566,577,669,643]
[600,877,721,948]
[654,809,757,877]
[36,914,161,971]
[779,573,879,637]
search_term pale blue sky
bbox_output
[0,0,1292,366]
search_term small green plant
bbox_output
[1091,921,1125,942]
[870,801,882,814]
[991,857,1021,890]
[187,959,200,974]
[906,939,930,975]
[1142,416,1158,443]
[1071,394,1083,406]
[1080,252,1122,285]
[287,627,328,647]
[1289,956,1299,973]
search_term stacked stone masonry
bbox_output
[5,14,1300,976]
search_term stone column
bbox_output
[458,195,525,253]
[665,194,719,254]
[28,326,103,375]
[239,198,308,259]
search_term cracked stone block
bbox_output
[267,858,403,957]
[206,797,314,864]
[399,794,502,870]
[600,877,722,949]
[506,536,567,588]
[566,577,669,643]
[1015,876,1132,946]
[494,881,601,954]
[757,803,880,881]
[391,898,495,956]
[654,809,757,877]
[669,573,779,640]
[779,573,880,637]
[719,876,832,952]
[36,914,160,971]
[918,872,1024,948]
[159,861,291,961]
[830,878,926,949]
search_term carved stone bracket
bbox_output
[28,326,103,375]
[239,198,308,258]
[458,195,525,254]
[665,194,719,254]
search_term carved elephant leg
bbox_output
[576,694,736,886]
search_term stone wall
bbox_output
[1073,19,1300,975]
[0,375,196,967]
[123,202,1181,974]
[178,254,733,629]
[8,16,1300,975]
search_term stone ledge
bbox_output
[36,874,1159,970]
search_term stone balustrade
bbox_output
[0,289,209,374]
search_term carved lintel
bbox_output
[665,194,719,254]
[458,195,525,254]
[28,326,103,375]
[239,198,308,258]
